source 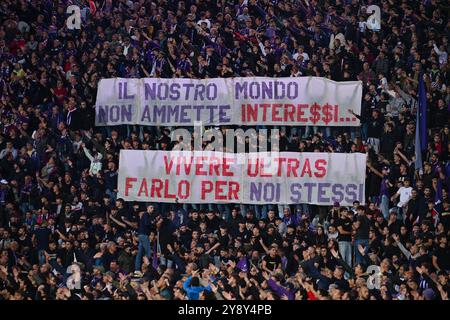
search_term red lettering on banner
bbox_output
[209,156,221,175]
[261,104,270,121]
[175,157,183,175]
[239,103,356,124]
[164,156,175,175]
[287,158,300,177]
[215,180,227,200]
[297,104,308,122]
[284,104,295,122]
[151,179,163,197]
[259,159,272,177]
[222,157,234,176]
[169,156,238,177]
[184,156,193,175]
[125,177,137,196]
[138,178,148,197]
[272,104,282,122]
[201,181,213,199]
[229,181,240,200]
[201,181,241,200]
[247,159,258,177]
[175,156,194,175]
[314,159,328,178]
[246,104,258,122]
[195,158,207,175]
[301,158,312,177]
[275,157,287,176]
[164,180,176,199]
[178,180,190,199]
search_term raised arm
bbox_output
[396,149,413,166]
[367,162,384,179]
[393,234,411,260]
[82,144,94,161]
[108,214,127,228]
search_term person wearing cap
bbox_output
[423,288,437,300]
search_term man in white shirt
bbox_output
[433,42,448,66]
[292,45,310,62]
[197,12,211,29]
[329,25,345,51]
[391,179,413,209]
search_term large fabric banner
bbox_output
[96,77,362,127]
[118,150,366,206]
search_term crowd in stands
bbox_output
[0,0,449,300]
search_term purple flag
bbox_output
[435,178,443,205]
[236,256,248,272]
[418,73,427,152]
[152,241,158,269]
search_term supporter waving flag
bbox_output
[89,0,97,15]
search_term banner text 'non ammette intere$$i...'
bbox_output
[118,150,367,206]
[96,77,362,127]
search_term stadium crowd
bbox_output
[0,0,450,300]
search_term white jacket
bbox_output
[83,146,103,175]
[329,32,346,51]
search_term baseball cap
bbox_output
[423,288,436,300]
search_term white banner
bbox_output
[96,77,362,127]
[118,150,367,206]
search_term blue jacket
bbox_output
[182,276,211,300]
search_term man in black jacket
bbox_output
[76,240,95,273]
[65,100,82,132]
[405,189,427,228]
